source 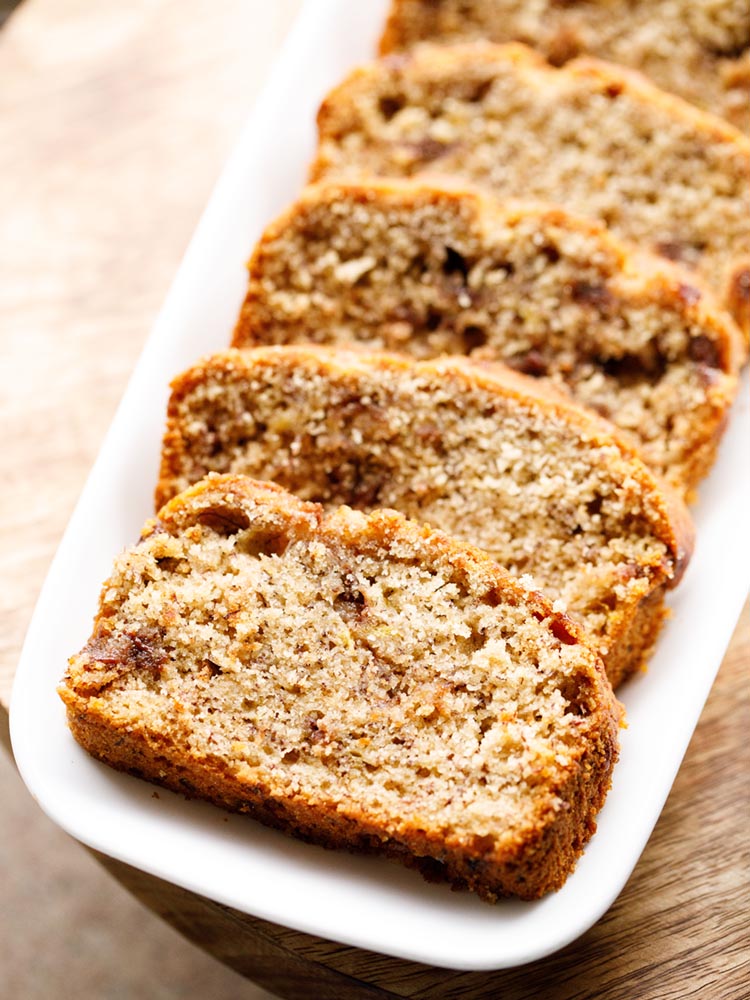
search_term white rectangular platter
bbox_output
[10,0,750,972]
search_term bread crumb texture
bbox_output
[311,43,750,335]
[380,0,750,134]
[157,347,694,688]
[60,475,621,901]
[234,180,741,495]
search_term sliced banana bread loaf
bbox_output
[233,180,742,496]
[157,347,694,688]
[60,474,621,901]
[380,0,750,134]
[311,43,750,339]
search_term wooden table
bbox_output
[1,2,748,996]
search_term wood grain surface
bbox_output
[0,0,301,720]
[1,1,748,997]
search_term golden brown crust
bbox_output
[311,42,750,340]
[60,475,621,902]
[232,178,743,494]
[726,259,750,337]
[598,585,669,691]
[156,346,695,687]
[61,695,618,901]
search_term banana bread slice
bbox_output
[379,0,750,134]
[233,180,742,497]
[311,42,750,340]
[156,347,694,688]
[60,474,621,902]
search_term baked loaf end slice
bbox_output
[157,347,695,688]
[379,0,750,135]
[311,42,750,339]
[233,179,742,497]
[60,474,621,902]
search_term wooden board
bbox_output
[0,0,301,718]
[1,1,748,996]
